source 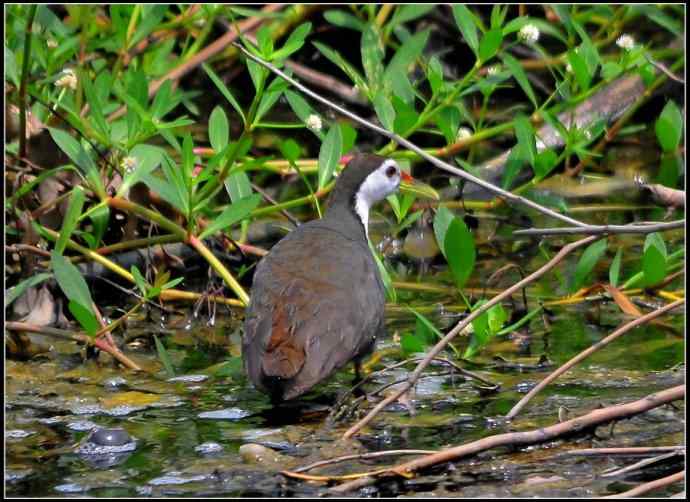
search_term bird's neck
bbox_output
[324,194,369,242]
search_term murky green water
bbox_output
[6,302,684,497]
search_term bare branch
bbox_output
[505,298,684,420]
[513,219,685,236]
[343,235,601,439]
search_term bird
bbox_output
[243,153,409,401]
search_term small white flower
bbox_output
[565,63,573,73]
[456,126,473,141]
[518,24,540,44]
[616,34,635,51]
[47,39,58,49]
[583,129,592,140]
[305,114,322,132]
[121,156,137,174]
[487,65,501,76]
[55,69,77,90]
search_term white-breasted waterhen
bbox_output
[243,154,412,401]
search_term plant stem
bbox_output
[18,5,37,159]
[187,235,249,306]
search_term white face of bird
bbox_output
[354,159,402,237]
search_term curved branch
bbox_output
[506,298,685,419]
[343,235,600,438]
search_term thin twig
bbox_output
[250,182,301,227]
[560,446,685,457]
[601,450,684,478]
[343,235,601,439]
[394,386,685,475]
[325,385,685,492]
[290,449,438,474]
[603,470,684,498]
[505,298,684,420]
[5,321,142,371]
[645,54,685,84]
[231,42,592,229]
[513,220,685,236]
[107,5,284,122]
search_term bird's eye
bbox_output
[385,165,398,178]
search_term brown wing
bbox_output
[261,301,305,379]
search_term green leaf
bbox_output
[444,217,476,289]
[514,113,536,166]
[642,242,667,286]
[131,265,148,296]
[433,205,454,258]
[209,106,229,152]
[51,251,95,314]
[655,100,683,153]
[385,28,430,79]
[81,70,109,139]
[199,193,262,239]
[5,273,53,308]
[452,5,479,58]
[656,153,681,188]
[644,232,668,257]
[373,91,396,131]
[487,302,507,333]
[318,124,343,188]
[389,5,435,28]
[279,138,302,162]
[340,122,358,154]
[54,187,86,255]
[5,45,19,87]
[370,242,396,302]
[392,94,419,135]
[501,53,537,110]
[182,133,194,184]
[533,149,559,179]
[361,24,385,94]
[567,48,591,91]
[313,41,368,92]
[225,171,253,203]
[256,25,273,58]
[117,144,165,197]
[68,300,99,337]
[436,106,461,145]
[601,61,623,81]
[400,332,426,355]
[48,128,105,198]
[323,10,366,31]
[609,247,622,287]
[153,334,175,378]
[203,63,246,125]
[479,28,503,63]
[502,146,527,189]
[572,239,608,292]
[427,56,444,95]
[271,22,312,60]
[89,204,110,249]
[255,75,290,123]
[285,90,324,140]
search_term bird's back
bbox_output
[243,220,385,400]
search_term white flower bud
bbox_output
[616,34,635,51]
[121,156,137,174]
[518,24,540,44]
[55,69,77,90]
[487,65,501,76]
[305,114,322,132]
[47,39,58,49]
[456,127,472,141]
